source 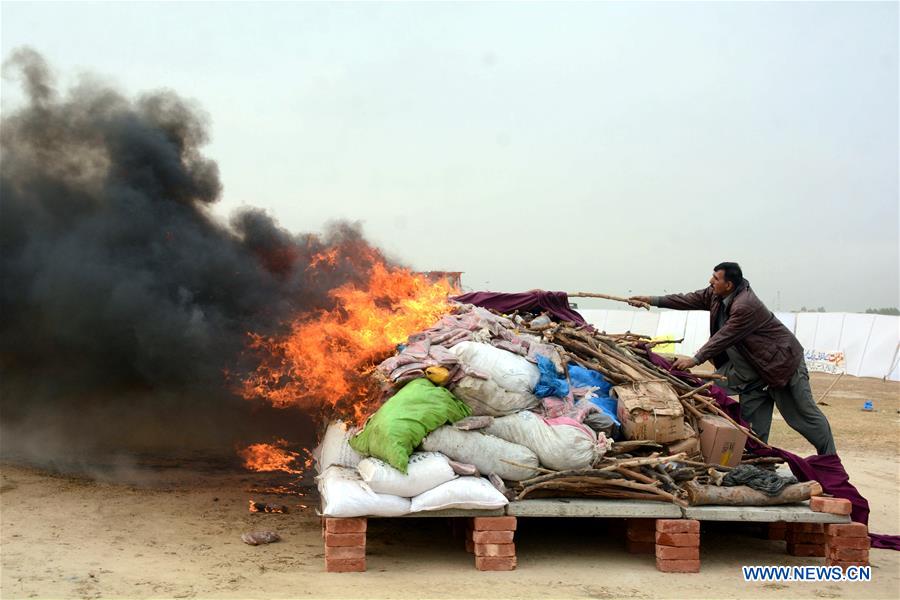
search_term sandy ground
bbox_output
[1,373,898,599]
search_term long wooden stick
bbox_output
[678,381,715,399]
[615,466,659,485]
[683,480,823,506]
[816,372,844,404]
[679,398,705,419]
[568,292,651,310]
[596,453,687,471]
[689,372,726,381]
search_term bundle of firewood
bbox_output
[499,316,822,506]
[522,320,769,450]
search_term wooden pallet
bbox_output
[321,498,855,573]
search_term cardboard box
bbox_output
[613,381,685,443]
[697,415,747,467]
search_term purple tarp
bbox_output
[645,351,900,551]
[452,291,591,327]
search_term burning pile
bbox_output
[237,264,457,484]
[306,294,820,518]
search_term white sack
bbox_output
[357,452,456,498]
[449,341,540,393]
[316,466,410,517]
[421,425,541,481]
[410,476,509,512]
[451,375,539,416]
[314,420,363,473]
[485,411,602,471]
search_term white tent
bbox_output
[579,307,900,381]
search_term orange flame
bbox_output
[242,251,456,424]
[239,439,304,474]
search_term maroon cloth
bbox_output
[645,350,899,551]
[452,291,591,328]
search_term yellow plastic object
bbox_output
[650,335,677,354]
[425,366,451,386]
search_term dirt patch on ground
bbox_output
[767,373,899,455]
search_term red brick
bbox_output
[656,558,700,573]
[475,556,517,571]
[810,497,852,515]
[324,532,366,547]
[824,523,868,538]
[767,523,787,540]
[656,545,700,560]
[656,519,699,534]
[626,529,657,543]
[472,516,517,531]
[475,543,516,557]
[785,532,827,544]
[325,545,366,560]
[787,542,825,557]
[826,536,870,549]
[655,532,699,547]
[625,540,655,554]
[325,558,366,572]
[325,517,368,533]
[826,560,869,569]
[472,530,514,544]
[827,547,869,561]
[787,523,824,533]
[627,518,656,531]
[465,537,474,554]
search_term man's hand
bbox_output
[627,295,651,308]
[672,356,698,371]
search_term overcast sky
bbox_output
[2,1,897,312]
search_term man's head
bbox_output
[709,262,743,297]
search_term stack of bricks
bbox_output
[470,516,517,571]
[323,517,367,572]
[625,518,656,554]
[767,521,787,541]
[785,523,826,557]
[825,523,870,569]
[655,519,700,573]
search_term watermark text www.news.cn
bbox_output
[743,565,871,582]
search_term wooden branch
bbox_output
[817,372,844,404]
[517,468,624,487]
[568,292,651,310]
[678,381,715,399]
[615,466,659,485]
[688,372,726,381]
[679,397,705,419]
[683,480,823,506]
[596,453,686,471]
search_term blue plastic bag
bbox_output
[567,364,619,426]
[534,355,570,398]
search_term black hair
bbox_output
[713,262,743,288]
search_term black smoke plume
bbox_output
[0,48,384,467]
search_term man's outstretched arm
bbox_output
[628,288,712,311]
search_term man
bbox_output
[628,262,836,455]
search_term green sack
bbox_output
[349,378,471,473]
